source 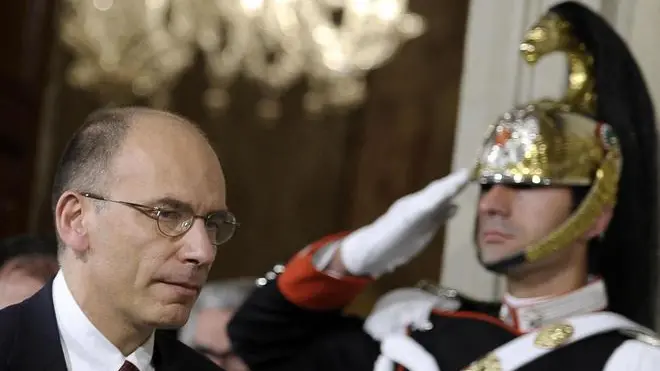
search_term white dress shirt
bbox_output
[52,271,156,371]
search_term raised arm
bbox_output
[227,169,470,371]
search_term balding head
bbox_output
[51,106,234,347]
[51,107,212,215]
[111,109,225,212]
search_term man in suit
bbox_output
[0,107,237,371]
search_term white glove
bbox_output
[374,335,440,371]
[339,168,470,277]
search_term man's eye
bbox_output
[158,210,183,220]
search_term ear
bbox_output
[584,206,614,240]
[55,191,90,254]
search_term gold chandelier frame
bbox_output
[59,0,425,119]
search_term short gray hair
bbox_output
[179,277,256,345]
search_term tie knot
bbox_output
[119,360,139,371]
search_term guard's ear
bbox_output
[584,206,613,240]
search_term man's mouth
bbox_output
[158,280,202,296]
[481,230,513,243]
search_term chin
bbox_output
[478,240,523,261]
[479,250,512,265]
[143,303,194,328]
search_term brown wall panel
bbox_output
[0,0,56,238]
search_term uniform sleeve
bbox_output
[227,233,380,371]
[603,339,660,370]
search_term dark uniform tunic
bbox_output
[227,237,660,371]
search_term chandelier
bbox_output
[60,0,425,118]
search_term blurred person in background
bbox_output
[180,278,255,370]
[0,252,58,309]
[0,235,58,309]
[0,234,58,265]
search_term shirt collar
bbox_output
[499,278,608,332]
[52,270,155,371]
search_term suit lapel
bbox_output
[8,281,68,371]
[152,331,186,371]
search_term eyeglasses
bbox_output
[81,192,240,246]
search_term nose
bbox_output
[178,218,216,267]
[478,185,514,217]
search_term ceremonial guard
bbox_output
[227,2,660,370]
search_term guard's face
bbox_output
[476,184,573,265]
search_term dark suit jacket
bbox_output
[0,281,223,371]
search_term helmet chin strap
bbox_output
[477,250,527,274]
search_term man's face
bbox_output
[476,184,574,265]
[192,308,249,370]
[78,118,227,328]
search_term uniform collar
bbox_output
[499,278,608,332]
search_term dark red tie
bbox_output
[118,361,139,371]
